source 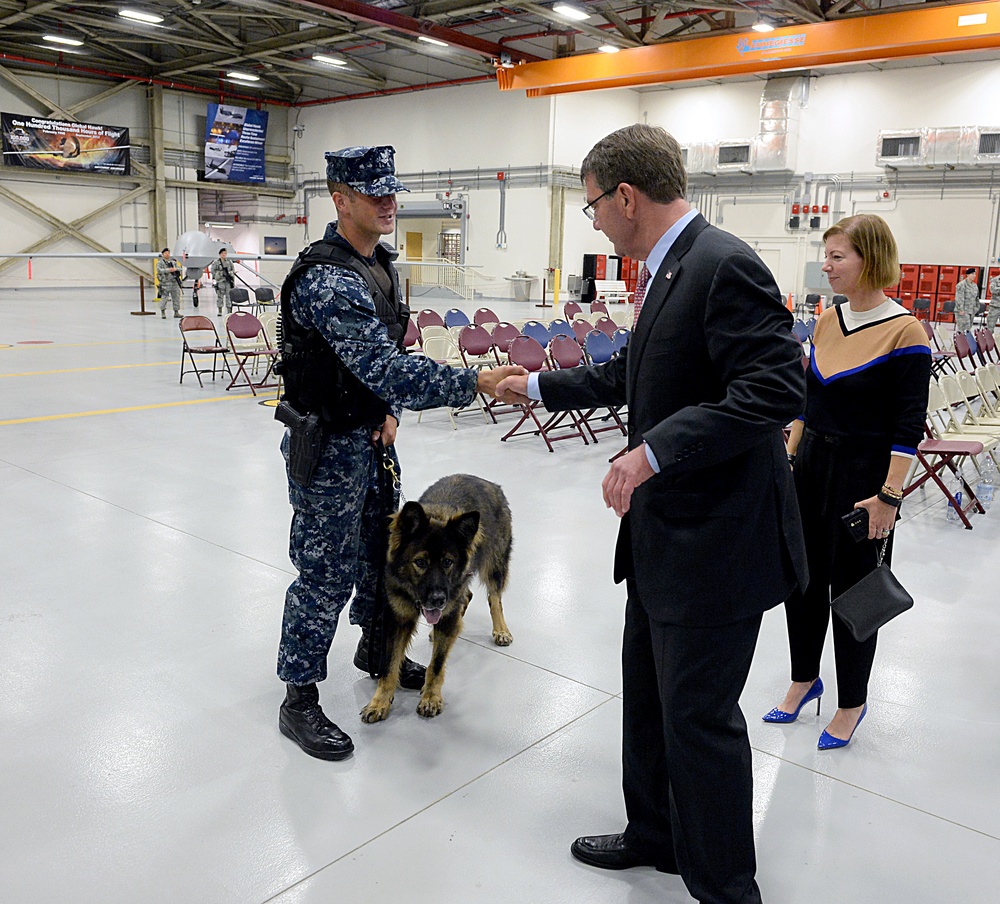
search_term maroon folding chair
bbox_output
[921,320,957,375]
[416,309,445,331]
[225,311,279,395]
[905,437,986,529]
[179,315,232,387]
[590,300,609,316]
[953,331,977,372]
[501,336,588,452]
[458,324,499,423]
[403,318,421,352]
[490,322,521,364]
[563,301,583,320]
[474,307,500,327]
[593,315,617,338]
[572,319,592,347]
[975,328,999,364]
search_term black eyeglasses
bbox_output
[582,185,618,221]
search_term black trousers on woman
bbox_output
[784,428,895,709]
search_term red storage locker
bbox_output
[917,265,939,297]
[937,265,958,298]
[885,282,900,297]
[899,263,918,294]
[898,292,915,310]
[595,254,607,280]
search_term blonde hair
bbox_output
[823,215,900,291]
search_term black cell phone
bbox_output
[841,507,869,543]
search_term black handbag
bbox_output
[831,537,914,643]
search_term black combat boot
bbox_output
[279,683,354,760]
[354,629,426,690]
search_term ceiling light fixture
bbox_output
[417,35,448,47]
[205,222,235,229]
[118,8,164,24]
[553,3,590,22]
[43,34,84,46]
[597,44,620,54]
[751,18,775,33]
[226,71,260,82]
[312,53,348,66]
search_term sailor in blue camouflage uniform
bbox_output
[276,145,523,760]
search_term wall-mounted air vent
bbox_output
[680,147,689,166]
[715,141,755,173]
[718,143,751,166]
[977,131,1000,156]
[876,130,928,167]
[881,136,920,158]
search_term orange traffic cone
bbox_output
[786,293,794,313]
[814,295,824,316]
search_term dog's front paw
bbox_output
[416,693,444,718]
[360,697,392,723]
[492,629,513,646]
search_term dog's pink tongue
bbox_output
[422,607,443,625]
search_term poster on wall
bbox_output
[204,103,268,184]
[1,112,130,175]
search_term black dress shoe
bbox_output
[354,632,426,690]
[279,684,354,761]
[571,833,678,875]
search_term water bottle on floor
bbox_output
[946,473,964,523]
[975,457,995,511]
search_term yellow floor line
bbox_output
[1,337,179,350]
[1,361,178,378]
[0,393,258,426]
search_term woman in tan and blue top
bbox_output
[763,214,931,749]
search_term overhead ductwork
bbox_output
[877,126,1000,168]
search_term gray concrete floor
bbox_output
[0,289,995,903]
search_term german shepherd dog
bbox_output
[360,474,513,723]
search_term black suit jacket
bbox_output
[540,214,807,626]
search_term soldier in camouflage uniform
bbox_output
[953,268,979,333]
[156,248,182,319]
[988,272,1000,332]
[210,248,236,317]
[276,145,524,760]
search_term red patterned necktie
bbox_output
[633,263,651,321]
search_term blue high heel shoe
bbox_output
[761,677,824,724]
[818,704,867,750]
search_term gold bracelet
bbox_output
[880,484,903,500]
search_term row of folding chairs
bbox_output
[227,286,279,317]
[178,311,279,396]
[904,366,1000,527]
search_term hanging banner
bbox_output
[204,103,268,184]
[1,112,131,175]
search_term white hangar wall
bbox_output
[4,57,1000,297]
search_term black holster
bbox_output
[275,400,325,487]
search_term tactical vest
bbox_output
[277,237,410,431]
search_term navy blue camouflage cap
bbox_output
[325,145,409,196]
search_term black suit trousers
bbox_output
[622,580,763,904]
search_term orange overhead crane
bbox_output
[496,1,1000,96]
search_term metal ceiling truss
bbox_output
[0,0,986,107]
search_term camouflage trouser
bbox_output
[276,428,400,686]
[987,306,999,332]
[215,284,232,313]
[955,312,974,332]
[159,284,181,313]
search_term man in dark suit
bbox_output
[497,125,807,904]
